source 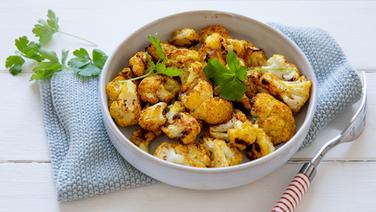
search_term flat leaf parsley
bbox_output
[204,50,247,101]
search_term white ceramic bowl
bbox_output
[99,10,317,190]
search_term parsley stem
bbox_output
[58,31,97,47]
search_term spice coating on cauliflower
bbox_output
[179,61,207,92]
[109,80,141,127]
[162,111,201,145]
[146,42,177,61]
[154,142,210,168]
[200,25,229,44]
[202,137,243,168]
[222,38,249,58]
[260,72,312,112]
[192,97,233,125]
[131,128,158,153]
[138,75,180,104]
[258,54,301,81]
[170,28,199,47]
[251,93,296,145]
[244,46,267,67]
[138,102,167,132]
[129,51,148,77]
[166,48,201,68]
[209,109,248,141]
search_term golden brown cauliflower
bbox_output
[202,137,243,168]
[222,38,249,58]
[200,25,229,44]
[166,48,201,68]
[180,80,232,124]
[128,51,148,76]
[191,97,233,125]
[146,42,177,61]
[260,72,312,112]
[209,110,248,141]
[138,102,167,132]
[109,80,141,127]
[244,46,267,67]
[137,75,180,104]
[162,110,201,144]
[258,54,301,81]
[179,61,207,92]
[244,128,275,160]
[131,128,158,153]
[251,93,296,145]
[204,33,224,50]
[106,67,134,103]
[200,48,226,64]
[170,28,199,47]
[154,142,210,168]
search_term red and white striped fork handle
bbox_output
[271,173,311,212]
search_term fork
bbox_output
[271,72,367,212]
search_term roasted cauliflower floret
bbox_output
[180,79,213,111]
[106,75,126,103]
[146,42,177,61]
[162,111,201,144]
[260,72,312,112]
[138,75,180,104]
[179,61,207,92]
[131,128,158,153]
[244,128,275,160]
[204,33,224,50]
[222,38,249,58]
[109,81,141,127]
[244,69,269,98]
[165,101,185,121]
[171,28,199,47]
[154,142,210,168]
[258,54,300,81]
[200,25,229,43]
[244,46,267,67]
[209,110,248,140]
[251,93,295,145]
[202,137,243,168]
[200,48,226,64]
[166,48,201,67]
[138,102,167,132]
[180,80,232,124]
[192,97,233,125]
[128,51,148,76]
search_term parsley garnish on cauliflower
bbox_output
[106,25,312,168]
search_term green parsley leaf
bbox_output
[67,48,108,77]
[15,36,42,61]
[32,9,59,45]
[204,50,248,101]
[5,55,25,75]
[92,49,108,69]
[219,78,246,101]
[153,58,181,77]
[147,35,167,62]
[31,50,62,80]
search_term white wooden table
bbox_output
[1,1,375,211]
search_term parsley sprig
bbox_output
[125,35,181,81]
[32,9,96,46]
[4,10,107,80]
[204,50,247,101]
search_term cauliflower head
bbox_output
[222,38,249,58]
[200,25,229,44]
[202,137,243,168]
[128,51,148,77]
[162,111,201,144]
[209,110,248,140]
[106,67,134,103]
[154,142,210,168]
[180,79,213,111]
[109,80,141,127]
[166,48,201,68]
[138,75,180,104]
[258,54,301,81]
[244,128,275,160]
[179,61,207,92]
[260,72,312,112]
[204,33,224,50]
[244,46,267,67]
[147,42,177,61]
[171,28,199,47]
[191,97,233,125]
[138,102,167,132]
[131,128,158,153]
[251,93,296,145]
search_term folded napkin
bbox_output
[40,24,363,201]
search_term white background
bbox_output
[0,0,375,211]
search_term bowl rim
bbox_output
[99,10,318,174]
